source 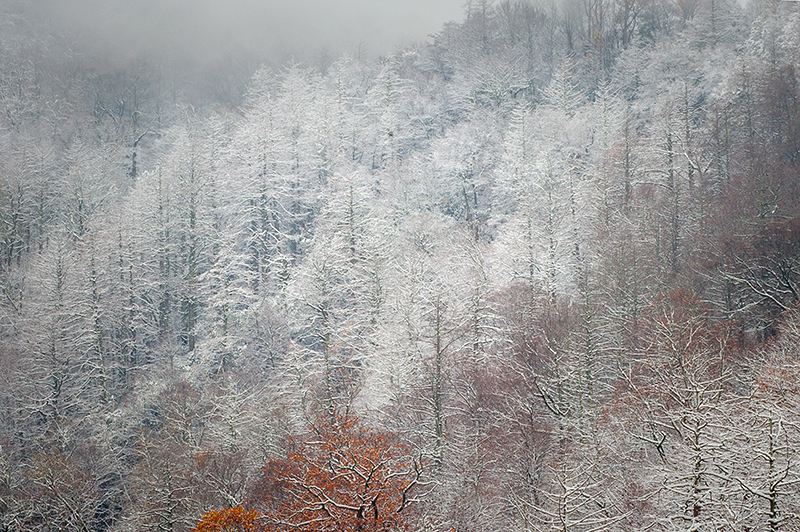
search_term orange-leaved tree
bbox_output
[194,507,261,532]
[193,415,422,532]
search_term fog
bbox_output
[40,0,466,63]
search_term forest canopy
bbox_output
[1,0,800,531]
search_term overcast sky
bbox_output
[40,0,467,62]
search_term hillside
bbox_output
[1,0,800,530]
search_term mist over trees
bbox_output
[1,0,800,530]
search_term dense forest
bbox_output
[1,0,800,530]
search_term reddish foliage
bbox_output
[193,416,420,532]
[195,507,260,532]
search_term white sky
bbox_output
[43,0,467,62]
